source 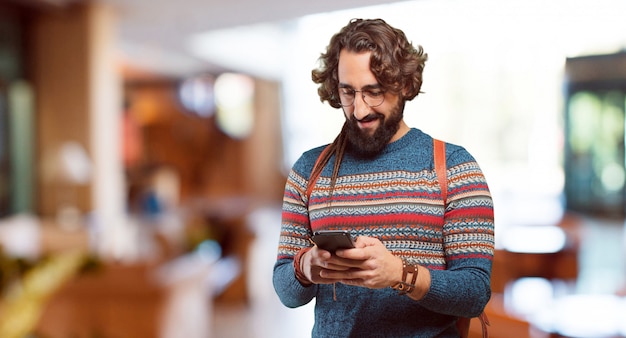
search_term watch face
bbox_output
[178,74,216,118]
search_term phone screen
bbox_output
[311,230,355,252]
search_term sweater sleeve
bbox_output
[418,146,495,318]
[272,150,322,308]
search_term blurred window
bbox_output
[564,53,626,218]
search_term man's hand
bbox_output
[302,236,403,289]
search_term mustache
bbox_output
[353,113,382,123]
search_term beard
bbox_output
[345,99,404,159]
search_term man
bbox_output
[273,18,494,337]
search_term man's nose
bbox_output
[352,94,370,120]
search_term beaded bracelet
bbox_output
[391,260,419,295]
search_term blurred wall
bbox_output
[30,2,123,222]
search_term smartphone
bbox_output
[311,230,355,252]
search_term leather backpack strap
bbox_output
[306,145,332,201]
[433,139,447,204]
[478,312,490,338]
[434,138,490,338]
[457,314,490,338]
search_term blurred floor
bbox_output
[213,207,314,338]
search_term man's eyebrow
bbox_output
[338,83,383,90]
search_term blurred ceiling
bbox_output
[23,0,406,79]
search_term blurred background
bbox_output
[0,0,625,337]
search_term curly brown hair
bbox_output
[311,18,428,108]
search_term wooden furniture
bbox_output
[491,248,578,294]
[37,263,165,338]
[37,256,217,338]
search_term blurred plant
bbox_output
[0,248,35,294]
[0,250,92,338]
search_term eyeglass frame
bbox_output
[337,84,386,108]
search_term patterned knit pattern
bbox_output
[273,128,494,338]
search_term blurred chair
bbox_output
[482,215,583,338]
[36,262,167,337]
[491,216,581,293]
[36,249,238,338]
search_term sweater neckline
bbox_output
[381,128,422,154]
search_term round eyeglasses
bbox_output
[338,87,385,108]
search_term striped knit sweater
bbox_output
[273,128,494,338]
